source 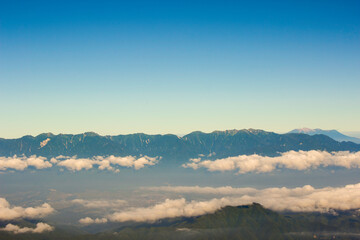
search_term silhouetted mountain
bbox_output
[289,128,360,144]
[0,129,359,162]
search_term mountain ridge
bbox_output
[0,129,359,161]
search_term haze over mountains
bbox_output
[289,128,360,144]
[0,129,359,161]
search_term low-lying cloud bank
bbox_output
[0,155,160,172]
[147,183,360,213]
[72,199,127,208]
[145,186,257,195]
[107,198,229,223]
[55,155,159,171]
[183,150,360,173]
[0,223,54,234]
[0,198,54,221]
[82,183,360,223]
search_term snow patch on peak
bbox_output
[40,138,51,148]
[296,128,315,133]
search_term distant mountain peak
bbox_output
[210,128,267,136]
[243,128,267,134]
[289,128,360,144]
[211,129,240,135]
[36,132,55,138]
[83,132,100,137]
[294,128,316,133]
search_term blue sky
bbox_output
[0,0,359,138]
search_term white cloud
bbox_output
[0,155,159,172]
[146,183,360,213]
[26,156,53,169]
[0,155,52,171]
[50,158,58,164]
[57,158,94,171]
[72,199,127,208]
[0,198,54,221]
[83,183,360,224]
[1,223,54,234]
[107,198,231,223]
[94,155,159,170]
[183,150,360,173]
[79,217,108,225]
[58,155,159,171]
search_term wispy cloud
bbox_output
[72,199,127,208]
[183,150,360,173]
[0,223,53,234]
[145,186,257,195]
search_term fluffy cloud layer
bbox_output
[0,223,54,234]
[56,157,95,171]
[0,155,52,171]
[56,155,159,171]
[72,199,127,208]
[83,183,360,223]
[0,155,159,172]
[183,150,360,173]
[0,198,54,221]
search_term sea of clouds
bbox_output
[1,150,360,174]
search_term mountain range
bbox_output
[289,128,360,144]
[0,129,359,161]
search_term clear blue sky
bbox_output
[1,0,359,138]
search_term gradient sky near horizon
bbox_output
[0,0,359,138]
